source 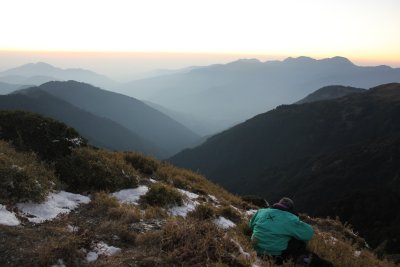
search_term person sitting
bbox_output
[249,197,313,264]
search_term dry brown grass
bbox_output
[308,230,398,267]
[107,204,141,223]
[154,162,246,206]
[217,205,243,224]
[188,203,216,220]
[140,182,184,208]
[160,217,251,267]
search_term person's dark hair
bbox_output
[278,197,294,210]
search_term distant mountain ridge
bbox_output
[0,82,29,95]
[18,81,200,157]
[120,56,400,135]
[0,62,116,89]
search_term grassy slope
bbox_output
[0,110,397,266]
[0,144,398,266]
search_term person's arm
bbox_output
[249,210,259,230]
[289,219,314,241]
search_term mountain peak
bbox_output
[283,56,316,63]
[18,62,59,70]
[320,56,354,66]
[296,85,365,104]
[230,58,261,64]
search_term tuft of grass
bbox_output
[56,148,139,192]
[188,203,216,220]
[124,152,159,176]
[88,192,120,217]
[142,206,168,220]
[217,205,243,224]
[308,230,398,267]
[37,234,85,267]
[0,140,57,204]
[160,217,251,266]
[140,183,183,208]
[107,204,141,224]
[97,220,137,245]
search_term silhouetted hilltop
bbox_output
[296,85,365,104]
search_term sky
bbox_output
[0,0,399,79]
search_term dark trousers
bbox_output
[278,239,308,265]
[259,239,333,267]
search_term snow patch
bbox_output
[67,224,79,233]
[178,189,199,200]
[246,209,257,216]
[111,185,149,205]
[208,194,218,203]
[0,204,20,226]
[214,216,236,229]
[86,241,121,262]
[66,137,83,146]
[169,200,199,217]
[16,191,90,223]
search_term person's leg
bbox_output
[282,239,308,259]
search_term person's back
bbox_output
[249,197,313,256]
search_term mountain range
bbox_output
[0,62,116,89]
[170,83,400,253]
[2,80,200,157]
[0,90,166,157]
[119,56,400,135]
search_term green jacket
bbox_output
[249,207,313,256]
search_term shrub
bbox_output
[124,152,159,175]
[56,148,138,192]
[0,110,86,162]
[188,203,215,220]
[0,141,57,203]
[140,183,183,208]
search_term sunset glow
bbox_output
[0,0,399,74]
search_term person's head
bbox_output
[278,197,294,210]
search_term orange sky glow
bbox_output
[0,0,399,78]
